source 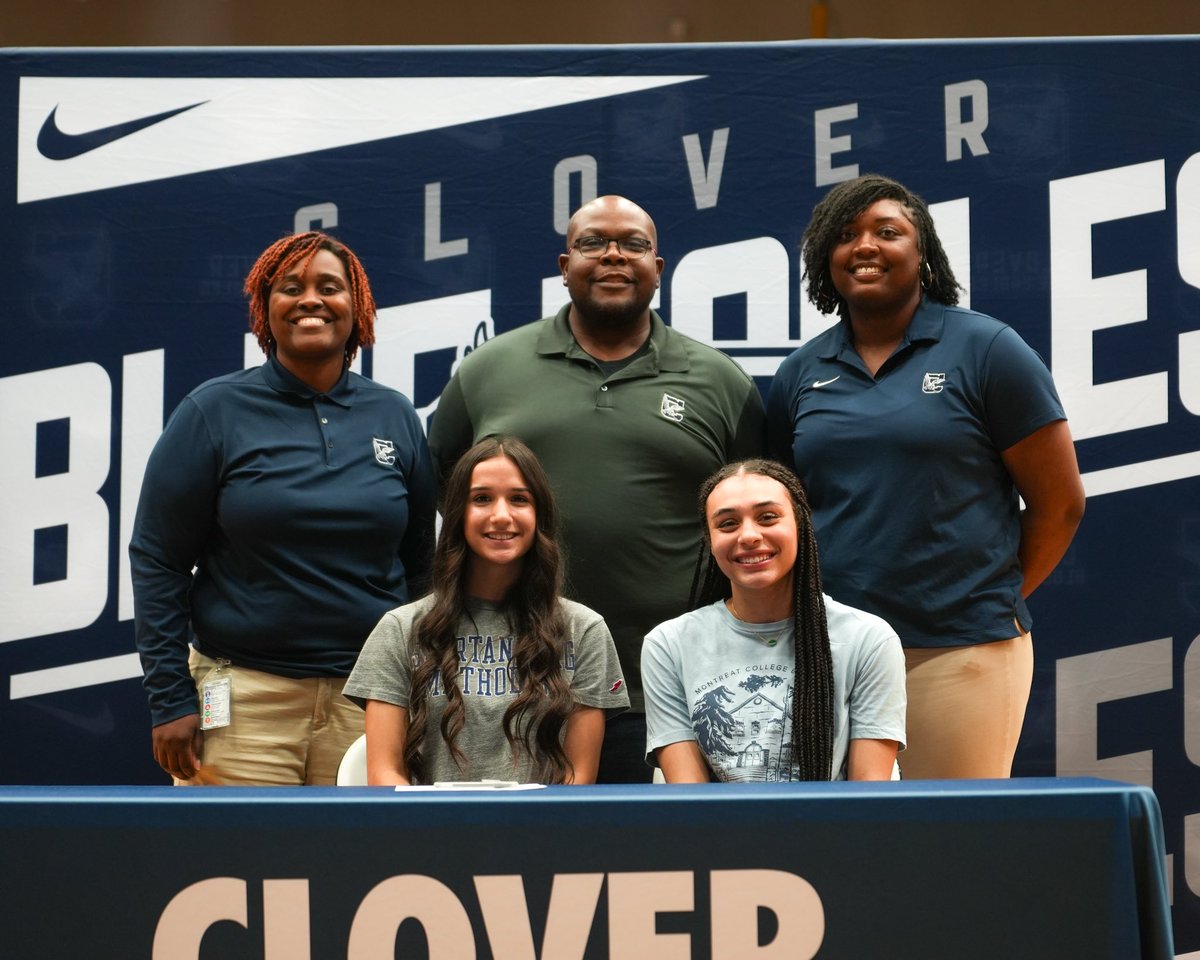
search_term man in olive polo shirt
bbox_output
[428,195,764,781]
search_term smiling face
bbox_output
[266,248,355,382]
[558,196,664,331]
[828,198,923,320]
[705,471,799,601]
[464,455,538,588]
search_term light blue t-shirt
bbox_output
[642,598,906,781]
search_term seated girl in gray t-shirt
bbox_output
[345,436,628,785]
[642,459,905,782]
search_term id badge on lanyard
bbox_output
[201,658,232,730]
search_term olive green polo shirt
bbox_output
[429,306,765,709]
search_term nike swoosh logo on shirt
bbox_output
[812,377,840,388]
[37,101,208,160]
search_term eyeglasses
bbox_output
[569,236,656,259]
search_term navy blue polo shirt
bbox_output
[131,356,435,726]
[767,299,1065,647]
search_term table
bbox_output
[0,777,1172,959]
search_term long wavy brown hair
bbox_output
[404,436,575,784]
[690,459,835,781]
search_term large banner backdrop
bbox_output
[3,38,1198,949]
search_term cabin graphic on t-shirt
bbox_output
[690,673,795,781]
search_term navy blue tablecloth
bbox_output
[0,777,1172,959]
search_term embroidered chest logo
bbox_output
[660,393,686,422]
[372,437,396,465]
[922,372,946,394]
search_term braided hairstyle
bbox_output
[243,230,377,363]
[690,459,835,781]
[801,173,962,319]
[404,436,574,785]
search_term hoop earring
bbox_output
[920,260,934,290]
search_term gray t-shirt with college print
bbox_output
[345,594,628,783]
[642,597,906,781]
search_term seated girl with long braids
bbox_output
[642,460,905,782]
[344,436,629,785]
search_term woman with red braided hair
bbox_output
[131,231,435,785]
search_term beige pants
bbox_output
[900,631,1033,780]
[179,649,364,786]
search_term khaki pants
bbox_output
[179,649,364,786]
[900,631,1033,780]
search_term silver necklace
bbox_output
[728,600,787,647]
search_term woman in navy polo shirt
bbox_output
[131,231,435,785]
[767,174,1085,779]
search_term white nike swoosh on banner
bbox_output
[16,75,705,203]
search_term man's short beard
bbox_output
[572,292,654,331]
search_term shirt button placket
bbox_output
[317,403,335,464]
